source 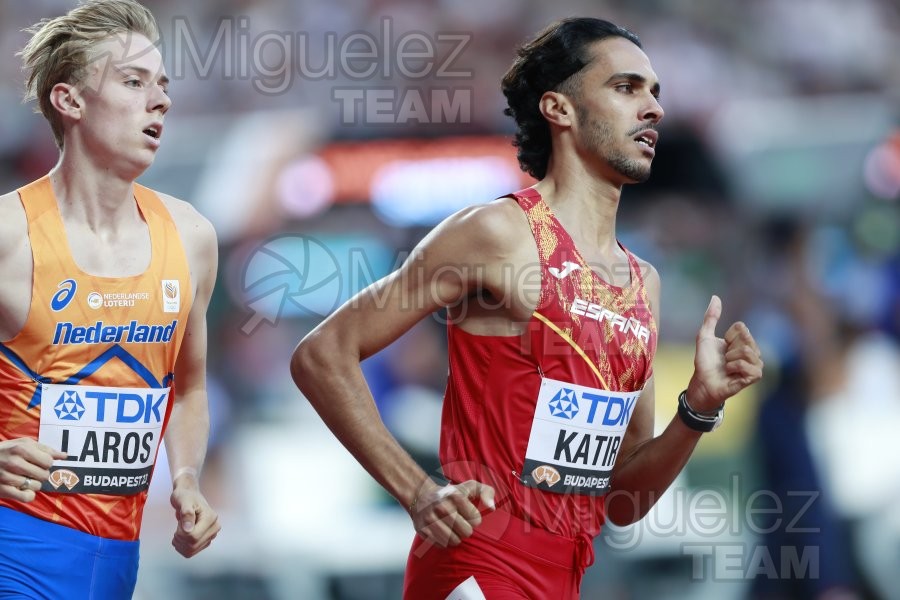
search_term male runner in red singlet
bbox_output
[291,17,763,599]
[0,1,220,597]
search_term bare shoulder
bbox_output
[630,251,659,290]
[629,250,660,317]
[0,191,32,339]
[153,191,217,250]
[424,195,531,262]
[0,191,28,256]
[152,192,218,299]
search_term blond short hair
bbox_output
[18,0,160,149]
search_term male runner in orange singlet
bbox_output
[292,17,763,599]
[0,1,220,597]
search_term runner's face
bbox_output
[567,37,663,184]
[75,32,170,172]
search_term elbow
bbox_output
[290,333,327,396]
[290,329,356,404]
[606,506,646,527]
[605,489,651,527]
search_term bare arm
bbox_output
[0,191,68,499]
[163,197,221,557]
[290,203,523,546]
[605,377,706,525]
[0,191,32,341]
[606,267,763,525]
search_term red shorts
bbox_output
[403,508,595,599]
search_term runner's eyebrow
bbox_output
[114,65,169,86]
[604,72,660,97]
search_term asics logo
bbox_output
[51,279,77,311]
[548,261,581,279]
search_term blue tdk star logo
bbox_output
[54,390,85,421]
[548,388,579,420]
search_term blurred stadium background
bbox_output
[2,0,899,598]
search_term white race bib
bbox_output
[38,383,170,495]
[520,377,640,495]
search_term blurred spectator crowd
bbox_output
[0,1,898,599]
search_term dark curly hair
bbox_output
[501,18,642,179]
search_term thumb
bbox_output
[698,295,722,339]
[37,443,68,461]
[178,504,196,533]
[480,485,496,511]
[459,480,496,511]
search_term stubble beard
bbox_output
[579,115,651,184]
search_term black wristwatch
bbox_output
[677,390,724,432]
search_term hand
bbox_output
[687,295,763,412]
[170,476,220,558]
[409,479,495,548]
[0,438,66,502]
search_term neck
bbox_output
[534,154,623,254]
[48,146,141,230]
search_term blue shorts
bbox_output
[0,507,139,599]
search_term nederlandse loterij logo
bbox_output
[548,388,579,419]
[54,390,85,421]
[87,292,103,310]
